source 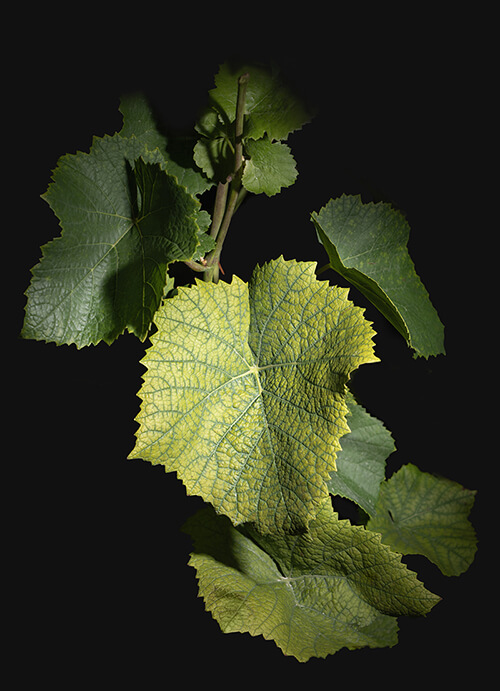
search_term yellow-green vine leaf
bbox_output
[367,463,477,576]
[311,194,445,358]
[130,257,379,533]
[183,499,440,662]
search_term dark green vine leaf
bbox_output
[209,62,313,141]
[328,392,395,516]
[192,107,235,183]
[367,464,477,576]
[130,257,378,534]
[119,92,168,152]
[119,92,213,197]
[193,61,312,188]
[311,194,445,358]
[22,134,201,347]
[184,499,439,661]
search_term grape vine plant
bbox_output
[22,61,477,662]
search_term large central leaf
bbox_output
[131,257,378,533]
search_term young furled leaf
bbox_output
[130,257,379,534]
[184,499,440,662]
[22,134,201,347]
[312,194,445,358]
[367,463,477,576]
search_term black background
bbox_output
[9,6,493,686]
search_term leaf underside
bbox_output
[130,256,379,534]
[184,499,439,662]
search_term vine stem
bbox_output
[316,262,332,276]
[204,72,250,283]
[209,178,230,239]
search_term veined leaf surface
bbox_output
[328,392,395,516]
[131,257,379,533]
[119,92,212,196]
[367,463,477,576]
[208,62,313,141]
[312,194,445,358]
[22,134,201,347]
[242,137,298,196]
[184,500,439,661]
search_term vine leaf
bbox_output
[183,499,440,662]
[327,392,395,516]
[192,108,235,183]
[208,61,313,141]
[242,138,298,196]
[311,194,445,358]
[22,134,201,347]
[119,92,213,196]
[367,463,477,576]
[193,61,312,187]
[119,92,168,152]
[130,257,379,534]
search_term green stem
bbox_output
[316,262,332,276]
[233,186,248,214]
[209,177,230,239]
[234,73,249,175]
[204,72,250,283]
[184,259,208,272]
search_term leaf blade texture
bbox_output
[209,61,313,141]
[119,92,213,196]
[367,463,477,576]
[184,500,439,661]
[242,138,298,196]
[130,257,379,533]
[311,194,445,358]
[327,392,395,516]
[22,134,201,347]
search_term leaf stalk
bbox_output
[203,72,250,282]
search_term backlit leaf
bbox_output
[130,257,378,533]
